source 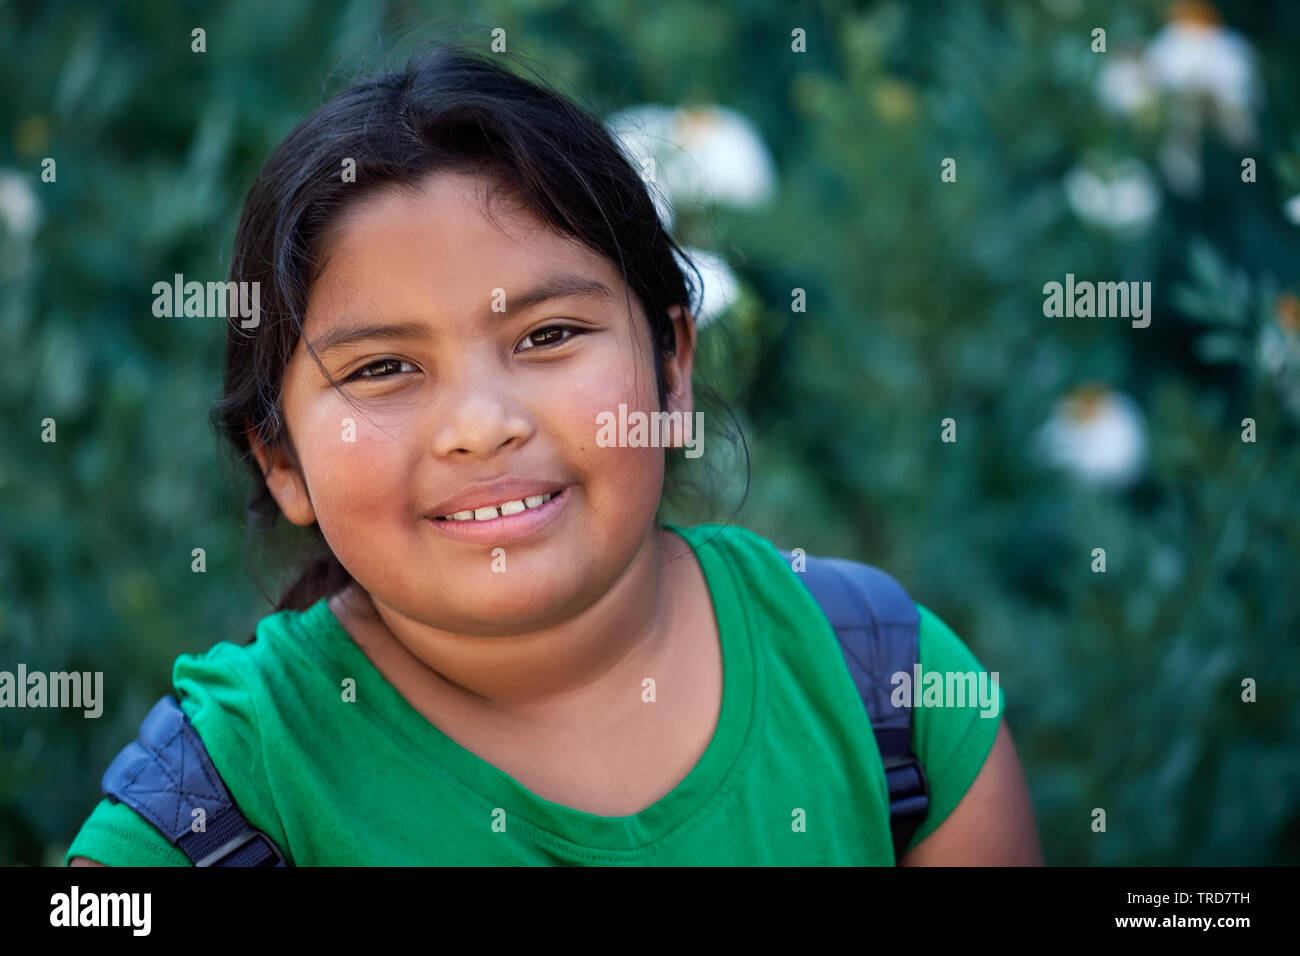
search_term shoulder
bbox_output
[772,550,1012,855]
[173,599,340,729]
[914,604,1000,693]
[63,631,271,867]
[800,576,1030,862]
[905,605,1003,836]
[669,528,1026,859]
[67,601,339,867]
[171,600,344,801]
[900,606,1041,864]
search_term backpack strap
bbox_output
[779,550,931,862]
[101,694,287,866]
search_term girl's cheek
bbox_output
[305,398,413,501]
[564,339,662,426]
[558,354,666,490]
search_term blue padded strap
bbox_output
[780,550,930,861]
[101,695,286,866]
[790,555,919,729]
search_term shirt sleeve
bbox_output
[65,798,191,866]
[65,642,272,866]
[901,604,1005,854]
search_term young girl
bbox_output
[68,43,1040,866]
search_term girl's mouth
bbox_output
[426,486,571,544]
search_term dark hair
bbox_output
[213,40,749,613]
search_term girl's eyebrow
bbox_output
[507,272,613,314]
[308,272,614,357]
[309,320,428,358]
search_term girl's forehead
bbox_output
[327,171,546,249]
[307,176,626,324]
[317,172,608,286]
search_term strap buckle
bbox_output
[193,827,287,867]
[883,752,930,823]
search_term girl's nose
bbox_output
[426,370,534,459]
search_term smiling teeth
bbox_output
[440,492,556,521]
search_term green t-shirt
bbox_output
[66,522,1003,866]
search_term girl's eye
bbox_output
[347,358,417,381]
[517,325,583,351]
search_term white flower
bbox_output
[605,104,678,228]
[674,246,739,328]
[1284,194,1300,226]
[1034,385,1147,488]
[1096,53,1158,115]
[0,169,41,239]
[606,104,776,223]
[1145,14,1255,109]
[0,168,41,282]
[1063,157,1161,235]
[1143,3,1258,144]
[1257,318,1295,379]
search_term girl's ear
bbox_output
[663,303,696,423]
[245,424,318,527]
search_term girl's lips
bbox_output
[426,486,571,544]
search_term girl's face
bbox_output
[255,170,696,635]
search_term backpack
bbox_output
[100,551,930,865]
[777,550,931,860]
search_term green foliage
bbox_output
[2,0,1297,865]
